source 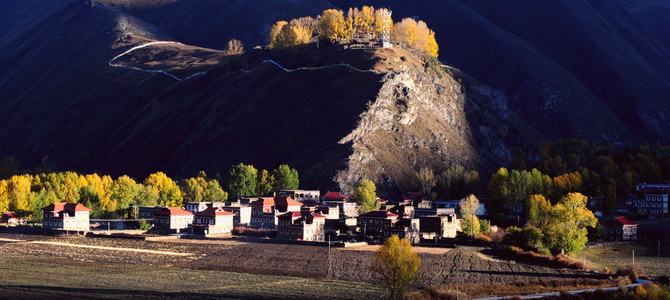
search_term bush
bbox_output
[405,286,463,300]
[502,226,544,251]
[138,219,152,231]
[480,219,490,233]
[617,264,643,281]
[476,232,493,243]
[497,246,585,270]
[232,226,277,238]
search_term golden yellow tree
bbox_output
[290,17,317,44]
[269,21,288,48]
[544,193,597,253]
[393,18,438,57]
[269,21,303,50]
[373,8,393,37]
[527,194,552,227]
[0,180,8,212]
[7,175,32,212]
[223,39,244,55]
[318,9,346,41]
[371,235,421,300]
[416,20,439,57]
[144,172,183,207]
[353,6,375,36]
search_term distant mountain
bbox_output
[618,0,670,51]
[1,0,669,193]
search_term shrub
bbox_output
[476,232,493,243]
[480,219,490,233]
[232,226,277,238]
[138,219,152,231]
[497,246,585,269]
[617,264,643,281]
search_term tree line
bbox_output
[268,6,439,57]
[0,163,299,220]
[506,139,670,214]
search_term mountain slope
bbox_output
[332,0,670,144]
[621,0,670,51]
[0,0,517,194]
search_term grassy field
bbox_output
[576,242,670,277]
[0,233,603,298]
[0,254,384,299]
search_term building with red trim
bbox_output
[277,211,326,241]
[191,206,235,234]
[42,203,91,231]
[250,196,303,229]
[602,216,639,241]
[153,207,193,233]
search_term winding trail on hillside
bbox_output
[261,59,378,74]
[109,41,380,82]
[108,41,209,81]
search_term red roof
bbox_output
[603,216,639,226]
[154,207,193,216]
[359,210,399,218]
[43,203,92,212]
[250,197,275,207]
[323,192,347,201]
[377,198,389,203]
[195,206,235,217]
[250,196,303,208]
[274,196,303,207]
[1,212,18,219]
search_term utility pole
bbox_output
[632,249,635,265]
[659,241,661,259]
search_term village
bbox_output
[2,180,668,246]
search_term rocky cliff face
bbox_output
[335,49,512,194]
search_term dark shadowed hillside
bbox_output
[332,0,670,144]
[1,0,669,193]
[0,0,519,194]
[619,0,670,51]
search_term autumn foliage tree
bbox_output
[223,39,244,55]
[143,172,182,207]
[371,235,421,300]
[459,194,481,238]
[544,193,597,253]
[273,6,437,57]
[351,179,379,213]
[392,18,439,57]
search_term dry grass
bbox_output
[340,244,452,255]
[576,242,670,277]
[412,277,631,299]
[0,253,384,299]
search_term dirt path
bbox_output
[0,236,193,256]
[340,244,452,255]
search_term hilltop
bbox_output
[1,0,670,193]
